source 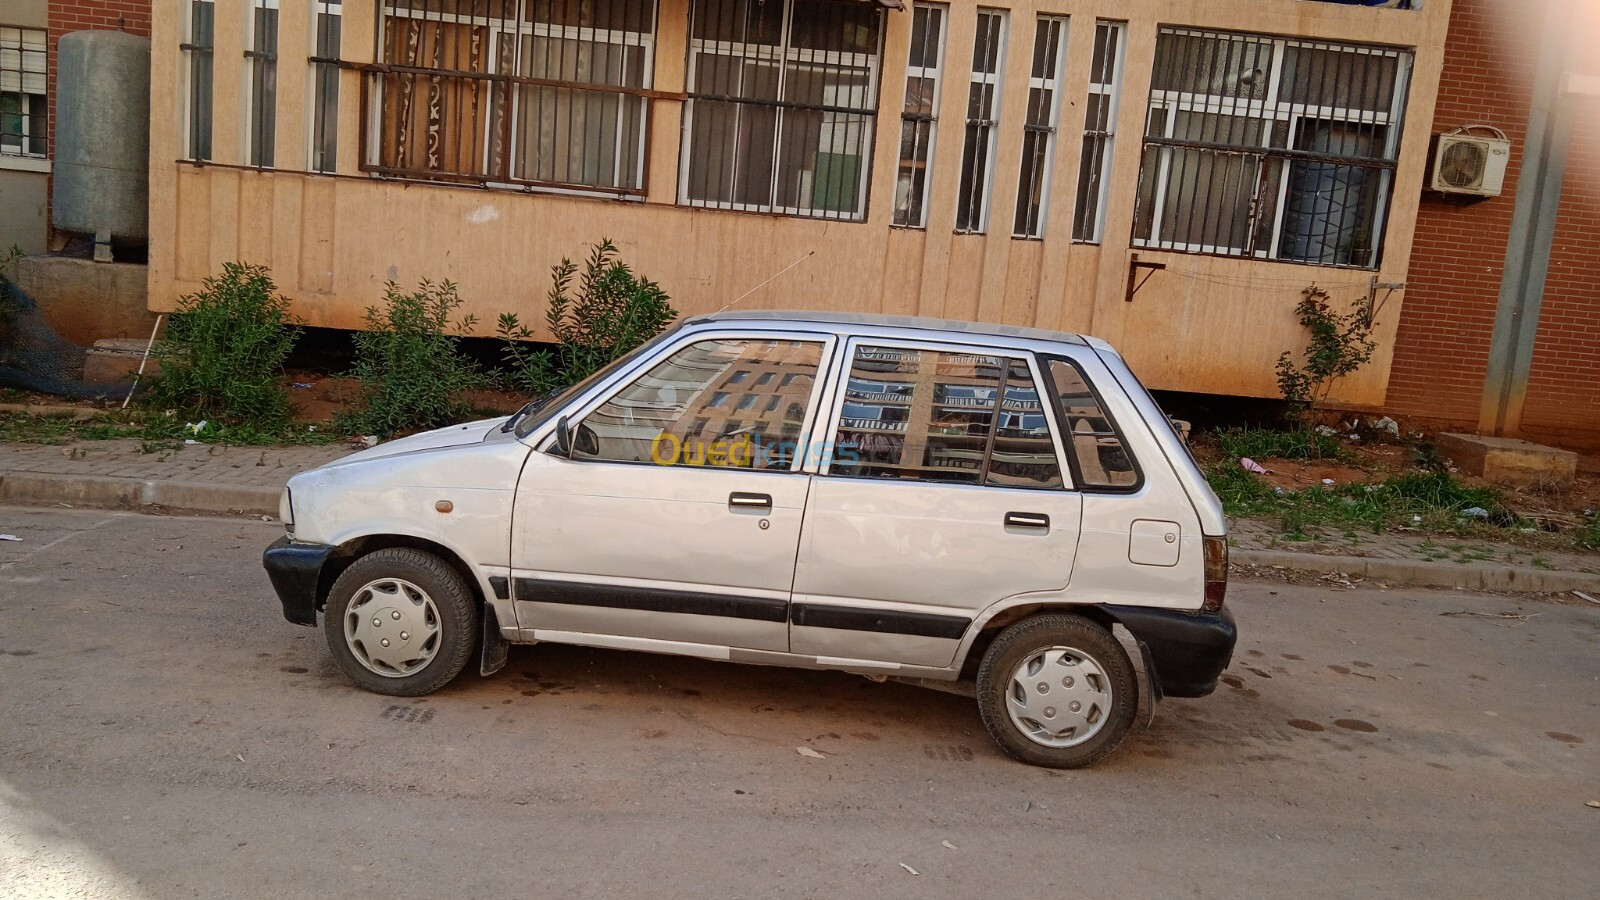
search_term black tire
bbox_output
[975,614,1137,768]
[322,548,478,697]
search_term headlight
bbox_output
[279,488,294,534]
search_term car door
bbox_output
[790,340,1083,668]
[509,332,835,653]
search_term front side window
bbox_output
[0,25,47,160]
[1046,358,1137,489]
[576,338,825,469]
[247,0,280,168]
[377,0,656,194]
[831,346,1062,488]
[683,0,884,221]
[955,9,1006,233]
[1134,27,1412,268]
[1012,14,1068,239]
[892,2,946,228]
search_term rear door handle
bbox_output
[1005,512,1050,530]
[729,492,773,511]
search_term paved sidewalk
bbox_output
[0,439,353,514]
[3,437,1599,593]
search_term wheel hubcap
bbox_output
[1006,646,1112,748]
[343,578,441,677]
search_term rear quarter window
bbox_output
[1044,357,1141,491]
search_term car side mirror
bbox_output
[551,415,574,458]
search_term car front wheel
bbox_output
[976,613,1137,768]
[322,548,478,696]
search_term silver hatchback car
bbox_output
[264,312,1236,768]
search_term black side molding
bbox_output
[262,536,335,627]
[1102,604,1237,699]
[512,577,789,622]
[791,603,970,640]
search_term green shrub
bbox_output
[499,238,676,393]
[1276,284,1376,412]
[342,279,482,436]
[148,262,299,425]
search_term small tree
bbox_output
[343,280,482,435]
[1276,285,1376,412]
[498,238,677,393]
[148,262,300,425]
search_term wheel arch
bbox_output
[956,602,1117,681]
[319,534,487,616]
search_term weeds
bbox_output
[0,409,338,447]
[1276,284,1376,413]
[1575,516,1600,552]
[343,280,483,436]
[148,262,301,426]
[499,238,676,394]
[1212,426,1344,462]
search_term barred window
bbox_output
[1135,27,1412,268]
[954,9,1006,234]
[179,1,215,162]
[684,0,884,221]
[309,1,342,173]
[1012,14,1068,239]
[0,25,47,159]
[246,1,280,168]
[1071,20,1124,243]
[892,3,945,228]
[376,0,656,194]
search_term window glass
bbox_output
[893,3,946,228]
[1046,359,1137,489]
[0,26,47,158]
[576,338,824,469]
[954,9,1006,233]
[832,347,1061,488]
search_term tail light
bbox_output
[1202,535,1228,612]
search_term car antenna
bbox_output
[713,250,816,314]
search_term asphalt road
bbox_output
[1,506,1597,899]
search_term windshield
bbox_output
[513,323,685,440]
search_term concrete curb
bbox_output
[1234,548,1600,594]
[0,472,280,516]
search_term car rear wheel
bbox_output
[976,613,1136,768]
[322,548,478,697]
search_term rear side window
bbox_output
[830,346,1063,488]
[1046,358,1140,490]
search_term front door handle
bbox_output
[729,492,773,511]
[1005,511,1050,530]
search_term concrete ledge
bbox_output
[1436,432,1577,490]
[1235,548,1600,594]
[0,472,279,516]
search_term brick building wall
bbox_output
[1388,0,1600,445]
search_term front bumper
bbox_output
[1103,605,1237,699]
[263,536,335,626]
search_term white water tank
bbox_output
[52,30,150,247]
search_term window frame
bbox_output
[179,0,216,162]
[372,0,659,197]
[1071,19,1125,244]
[244,0,280,169]
[1134,27,1412,268]
[0,24,48,166]
[1012,13,1069,240]
[680,0,886,222]
[891,1,947,229]
[549,329,839,475]
[1038,354,1143,494]
[954,8,1008,234]
[815,337,1073,490]
[308,0,342,173]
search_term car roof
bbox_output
[686,310,1090,347]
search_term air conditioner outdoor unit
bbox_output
[1429,126,1511,197]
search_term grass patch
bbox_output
[1575,516,1600,552]
[1211,426,1345,462]
[0,410,342,447]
